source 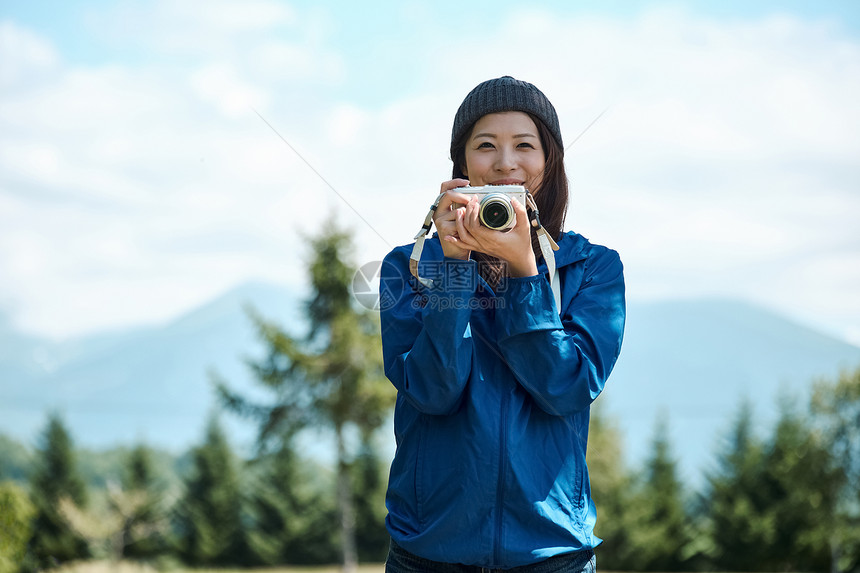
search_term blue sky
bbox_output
[1,0,859,345]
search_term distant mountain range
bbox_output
[2,282,859,487]
[0,281,301,454]
[605,298,860,484]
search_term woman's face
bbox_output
[462,111,546,192]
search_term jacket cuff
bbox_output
[497,275,562,338]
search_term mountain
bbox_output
[0,281,302,453]
[602,298,860,485]
[1,284,859,487]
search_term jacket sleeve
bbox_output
[379,247,476,416]
[495,247,626,417]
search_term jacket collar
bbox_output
[537,231,589,274]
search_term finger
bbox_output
[436,192,466,215]
[463,197,482,234]
[455,207,480,248]
[511,198,531,230]
[437,179,471,206]
[440,178,471,193]
[443,190,473,208]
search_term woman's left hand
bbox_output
[449,195,538,277]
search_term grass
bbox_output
[53,561,385,573]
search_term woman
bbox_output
[380,76,626,572]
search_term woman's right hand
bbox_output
[433,178,472,260]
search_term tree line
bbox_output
[587,368,860,572]
[1,221,859,572]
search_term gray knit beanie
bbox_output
[450,76,563,159]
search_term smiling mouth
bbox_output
[489,179,523,186]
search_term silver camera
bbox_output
[457,185,527,230]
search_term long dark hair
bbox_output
[450,113,569,288]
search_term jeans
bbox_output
[385,539,596,573]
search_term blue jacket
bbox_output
[380,231,626,568]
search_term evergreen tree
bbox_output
[811,366,860,572]
[217,219,395,571]
[174,415,251,566]
[25,413,89,570]
[587,402,637,569]
[0,481,35,573]
[629,414,690,571]
[121,444,170,561]
[758,396,841,571]
[352,431,390,562]
[702,400,774,570]
[243,445,338,565]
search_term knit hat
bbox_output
[450,76,563,159]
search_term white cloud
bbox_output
[1,4,859,344]
[189,63,270,118]
[0,20,58,90]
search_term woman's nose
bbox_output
[495,147,516,171]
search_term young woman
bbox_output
[380,76,626,572]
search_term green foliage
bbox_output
[0,435,33,483]
[591,408,695,571]
[243,446,339,565]
[702,400,775,569]
[606,416,689,570]
[0,481,35,573]
[63,443,185,492]
[174,415,252,567]
[216,218,395,569]
[757,397,840,570]
[702,393,847,572]
[26,413,90,569]
[351,433,390,563]
[812,367,860,572]
[812,367,860,489]
[633,415,692,571]
[121,444,171,561]
[588,402,637,569]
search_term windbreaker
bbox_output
[379,230,626,569]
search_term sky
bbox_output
[1,0,859,346]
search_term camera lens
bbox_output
[479,194,515,230]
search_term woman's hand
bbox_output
[434,181,538,277]
[453,194,538,277]
[433,179,472,260]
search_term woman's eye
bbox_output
[477,141,494,149]
[517,142,535,149]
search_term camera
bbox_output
[457,185,526,230]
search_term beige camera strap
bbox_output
[409,193,445,288]
[409,192,561,310]
[526,193,562,311]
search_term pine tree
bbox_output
[243,444,338,565]
[811,366,860,572]
[25,413,89,569]
[217,219,395,571]
[121,444,170,561]
[702,399,774,570]
[352,431,390,562]
[758,396,841,571]
[630,413,690,571]
[587,402,637,569]
[174,415,251,566]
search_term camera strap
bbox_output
[409,192,445,288]
[409,191,562,310]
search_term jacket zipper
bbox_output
[494,388,508,566]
